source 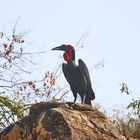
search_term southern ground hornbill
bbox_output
[52,44,95,105]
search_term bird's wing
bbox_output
[78,59,95,101]
[62,63,70,83]
[78,59,91,86]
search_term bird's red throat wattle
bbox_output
[63,45,73,62]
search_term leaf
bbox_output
[0,32,4,38]
[0,96,13,108]
[12,103,24,118]
[120,83,129,95]
[28,81,33,86]
[50,79,55,86]
[3,44,7,49]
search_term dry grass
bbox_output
[112,111,140,139]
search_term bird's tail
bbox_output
[87,88,95,100]
[84,88,95,105]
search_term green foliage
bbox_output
[127,99,140,119]
[0,96,25,118]
[113,84,140,139]
[113,111,140,139]
[0,96,27,132]
[120,83,129,95]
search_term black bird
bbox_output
[52,44,95,105]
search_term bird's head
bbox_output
[52,44,75,62]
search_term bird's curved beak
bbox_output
[51,44,68,52]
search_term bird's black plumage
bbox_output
[52,44,95,105]
[62,59,95,104]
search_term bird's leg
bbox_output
[71,87,77,103]
[73,92,77,102]
[81,95,86,103]
[83,95,86,103]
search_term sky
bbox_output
[0,0,140,114]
